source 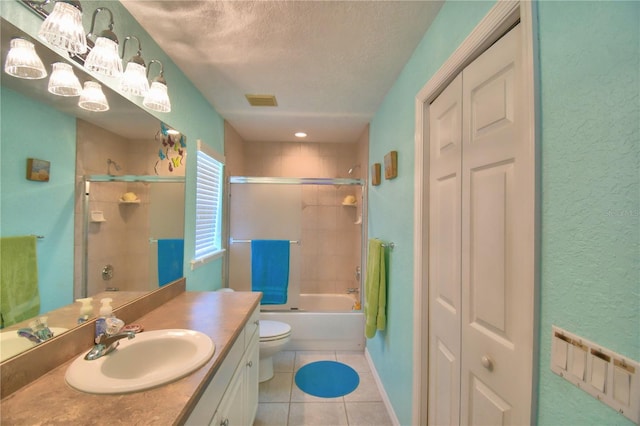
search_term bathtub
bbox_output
[260,293,365,351]
[297,293,357,311]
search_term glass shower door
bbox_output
[228,183,302,310]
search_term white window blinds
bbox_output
[193,140,224,266]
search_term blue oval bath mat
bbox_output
[295,361,359,398]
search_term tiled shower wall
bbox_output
[300,184,362,294]
[226,131,368,295]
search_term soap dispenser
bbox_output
[95,298,114,337]
[76,297,93,324]
[99,298,113,317]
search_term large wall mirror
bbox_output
[0,18,186,362]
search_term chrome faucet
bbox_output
[85,331,135,360]
[346,288,359,294]
[17,317,54,344]
[17,328,47,344]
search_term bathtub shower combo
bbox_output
[227,177,366,351]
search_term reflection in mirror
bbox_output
[0,19,186,362]
[75,119,186,298]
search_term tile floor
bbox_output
[254,350,394,426]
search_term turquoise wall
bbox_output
[537,2,639,425]
[368,1,639,425]
[0,88,76,314]
[0,0,225,294]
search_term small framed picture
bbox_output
[384,151,398,179]
[371,163,381,186]
[26,158,50,182]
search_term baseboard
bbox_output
[364,347,401,426]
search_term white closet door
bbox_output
[428,73,463,426]
[460,23,534,425]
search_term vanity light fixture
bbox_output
[78,81,109,112]
[36,0,87,55]
[143,60,171,113]
[4,38,47,79]
[48,62,82,96]
[294,132,307,138]
[120,36,149,97]
[84,7,123,78]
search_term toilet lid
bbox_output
[260,320,291,341]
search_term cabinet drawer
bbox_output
[244,307,259,348]
[185,331,245,425]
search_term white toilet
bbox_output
[259,320,291,383]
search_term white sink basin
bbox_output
[0,327,68,362]
[65,329,215,394]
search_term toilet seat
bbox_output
[260,320,291,342]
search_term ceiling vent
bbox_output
[245,94,278,107]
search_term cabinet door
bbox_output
[214,369,244,426]
[244,336,260,425]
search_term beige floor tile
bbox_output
[344,372,383,402]
[345,401,393,426]
[259,372,293,403]
[254,403,290,426]
[290,379,344,403]
[288,402,348,426]
[274,350,295,372]
[294,351,336,371]
[336,351,370,373]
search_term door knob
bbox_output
[481,355,494,371]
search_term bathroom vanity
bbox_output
[0,284,261,425]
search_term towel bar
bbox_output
[381,242,395,249]
[230,238,300,245]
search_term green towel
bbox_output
[365,238,386,338]
[1,236,40,328]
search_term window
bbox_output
[192,139,225,269]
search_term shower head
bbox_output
[106,158,121,175]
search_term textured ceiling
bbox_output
[122,1,444,143]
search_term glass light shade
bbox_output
[143,81,171,113]
[78,81,109,112]
[84,37,123,78]
[4,38,47,79]
[121,62,149,97]
[48,62,82,96]
[38,2,87,55]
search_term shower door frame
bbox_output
[224,176,367,310]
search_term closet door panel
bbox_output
[469,375,512,425]
[428,73,463,426]
[461,23,534,425]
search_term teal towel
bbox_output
[365,239,386,338]
[0,236,40,328]
[251,240,290,305]
[157,239,184,287]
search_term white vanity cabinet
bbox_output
[186,307,260,426]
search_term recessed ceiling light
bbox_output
[295,132,307,138]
